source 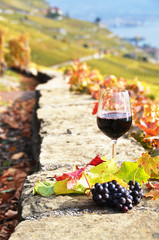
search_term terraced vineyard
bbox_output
[0,10,129,66]
[88,55,159,100]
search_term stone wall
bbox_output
[10,71,159,240]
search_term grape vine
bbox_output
[65,61,159,151]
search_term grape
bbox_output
[103,193,109,200]
[128,180,133,185]
[123,206,129,213]
[108,184,115,191]
[125,198,132,206]
[91,188,96,195]
[122,191,129,198]
[128,204,133,210]
[112,193,118,199]
[129,185,135,191]
[102,188,109,194]
[93,194,102,202]
[134,196,140,205]
[95,183,101,188]
[102,182,108,188]
[117,193,122,199]
[113,199,119,206]
[116,203,123,210]
[92,180,136,213]
[96,184,103,193]
[112,180,117,184]
[119,197,126,205]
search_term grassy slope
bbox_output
[0,0,48,11]
[1,12,127,66]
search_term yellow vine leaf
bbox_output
[137,152,159,176]
[109,174,129,189]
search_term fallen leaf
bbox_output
[145,182,159,190]
[92,101,98,115]
[137,152,159,176]
[115,161,149,186]
[8,146,17,153]
[87,155,104,166]
[33,181,54,196]
[144,189,159,200]
[5,210,18,219]
[11,152,25,160]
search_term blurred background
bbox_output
[0,0,158,96]
[49,0,159,48]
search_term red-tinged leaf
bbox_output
[92,102,98,115]
[54,173,70,181]
[67,179,77,190]
[54,166,87,182]
[144,189,159,200]
[146,182,159,190]
[137,121,158,136]
[87,155,104,166]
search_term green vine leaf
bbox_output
[115,161,149,186]
[33,181,54,196]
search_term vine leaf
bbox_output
[109,174,129,189]
[144,182,159,200]
[137,152,159,176]
[54,174,90,195]
[92,102,98,115]
[115,161,149,186]
[87,158,118,186]
[87,155,105,166]
[54,166,87,190]
[144,190,159,200]
[33,181,54,197]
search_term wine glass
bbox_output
[97,88,132,159]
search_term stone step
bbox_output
[9,211,159,240]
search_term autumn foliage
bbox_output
[8,34,31,71]
[0,97,35,239]
[0,24,31,73]
[65,61,159,150]
[0,26,8,76]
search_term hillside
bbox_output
[0,0,49,12]
[0,0,159,100]
[0,9,133,66]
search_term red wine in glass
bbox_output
[97,88,132,159]
[97,112,132,140]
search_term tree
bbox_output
[95,17,101,25]
[9,33,31,72]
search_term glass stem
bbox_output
[112,139,117,159]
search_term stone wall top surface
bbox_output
[10,71,159,240]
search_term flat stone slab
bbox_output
[10,211,159,240]
[20,168,159,220]
[39,134,144,168]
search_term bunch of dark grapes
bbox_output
[92,180,143,213]
[128,180,144,205]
